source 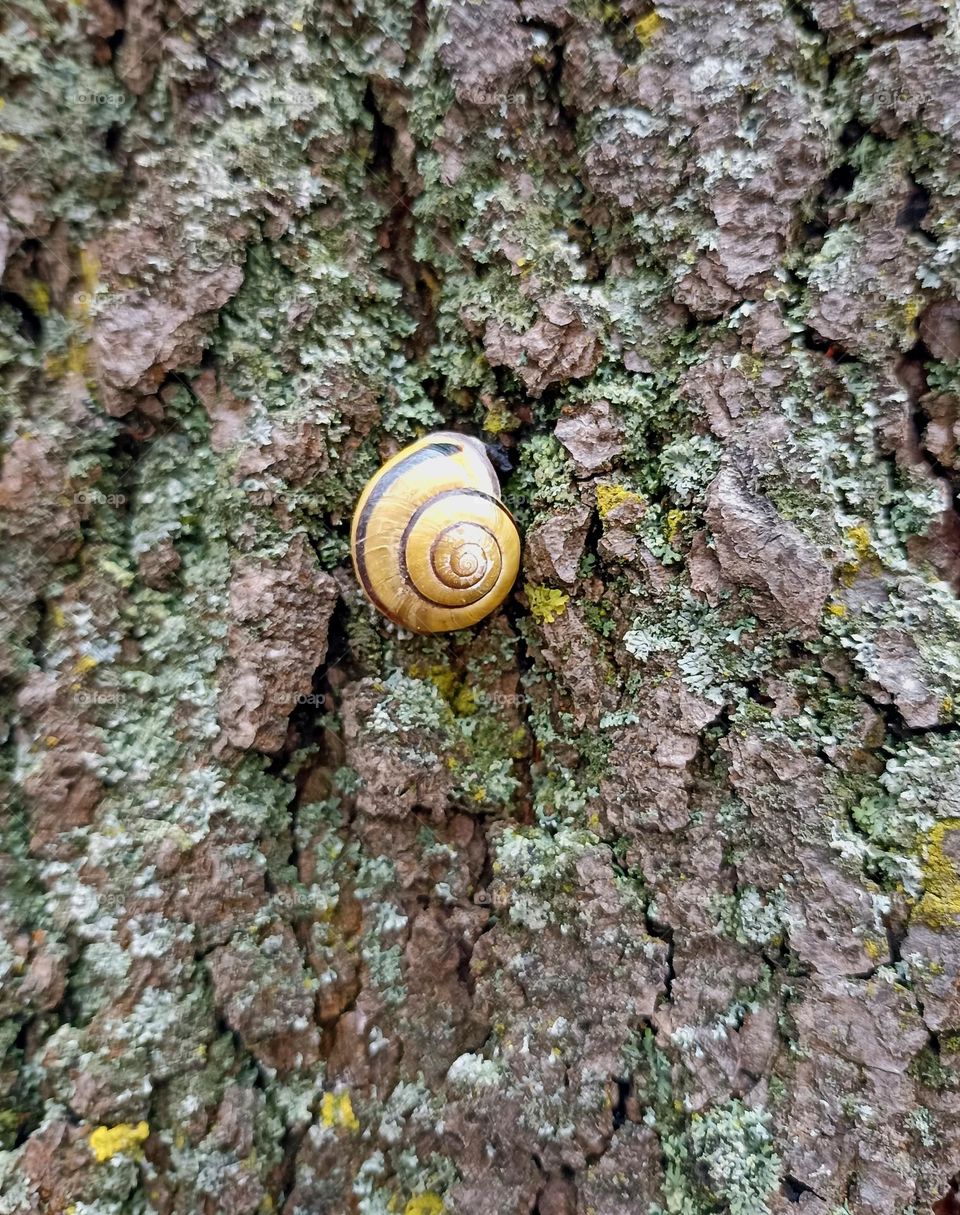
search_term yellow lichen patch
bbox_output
[509,726,528,759]
[826,603,846,618]
[665,508,686,547]
[903,296,922,328]
[847,526,872,559]
[404,1195,444,1215]
[738,353,764,381]
[596,483,643,520]
[68,339,91,376]
[320,1090,360,1133]
[482,399,520,435]
[89,1121,149,1163]
[526,585,569,625]
[79,248,100,296]
[915,819,960,930]
[863,937,884,961]
[410,664,458,702]
[72,655,98,676]
[25,281,50,317]
[45,338,90,379]
[409,664,476,715]
[634,10,662,43]
[100,557,135,588]
[838,524,879,584]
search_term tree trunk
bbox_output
[2,1,960,1213]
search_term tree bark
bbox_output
[2,1,960,1213]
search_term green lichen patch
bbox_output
[623,587,773,707]
[689,1100,782,1215]
[365,669,526,811]
[627,1032,782,1215]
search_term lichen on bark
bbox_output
[2,1,960,1213]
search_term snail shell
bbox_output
[351,432,521,634]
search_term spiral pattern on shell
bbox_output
[350,433,521,634]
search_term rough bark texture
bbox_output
[1,1,960,1214]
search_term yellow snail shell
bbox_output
[351,432,521,634]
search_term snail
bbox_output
[351,432,521,634]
